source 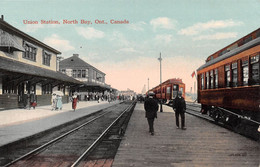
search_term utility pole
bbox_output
[148,78,149,91]
[158,53,163,112]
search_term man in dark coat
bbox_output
[23,91,29,109]
[173,91,186,130]
[144,92,159,135]
[29,91,37,109]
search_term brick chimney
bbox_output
[73,54,79,57]
[1,15,4,20]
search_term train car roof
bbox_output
[197,36,260,71]
[149,78,184,91]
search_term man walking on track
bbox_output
[173,91,186,130]
[144,92,159,135]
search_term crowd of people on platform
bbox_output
[22,90,137,112]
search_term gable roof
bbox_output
[0,18,61,55]
[59,54,105,75]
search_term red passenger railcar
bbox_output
[148,78,185,103]
[197,28,260,132]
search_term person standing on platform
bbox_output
[173,91,186,130]
[29,91,37,110]
[72,94,78,111]
[23,91,29,109]
[56,95,62,110]
[144,92,159,135]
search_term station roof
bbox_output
[0,56,83,85]
[0,18,61,55]
[59,54,106,75]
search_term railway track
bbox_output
[184,102,260,141]
[1,101,136,167]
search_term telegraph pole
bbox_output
[158,53,163,112]
[148,78,149,91]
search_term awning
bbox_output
[0,56,83,85]
[83,81,117,91]
[0,29,25,52]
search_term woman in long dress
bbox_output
[72,94,78,111]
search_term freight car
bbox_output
[148,78,185,104]
[197,28,260,133]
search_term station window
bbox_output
[93,71,97,80]
[232,62,238,87]
[82,70,86,78]
[201,74,204,90]
[23,42,37,61]
[42,50,51,66]
[2,76,16,94]
[210,70,214,89]
[250,54,259,85]
[242,60,249,85]
[72,70,77,78]
[77,70,82,78]
[42,84,52,94]
[214,69,218,88]
[225,65,231,87]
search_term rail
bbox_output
[4,102,135,167]
[71,101,135,167]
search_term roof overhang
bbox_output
[0,56,83,85]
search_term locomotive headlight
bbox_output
[258,125,260,132]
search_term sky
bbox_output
[1,0,260,93]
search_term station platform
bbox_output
[112,103,260,167]
[0,100,119,147]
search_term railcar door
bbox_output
[172,84,179,99]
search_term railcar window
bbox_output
[250,55,259,84]
[180,87,183,94]
[242,60,249,85]
[201,74,204,90]
[210,70,214,89]
[256,30,260,38]
[166,87,171,93]
[214,69,218,88]
[206,72,209,89]
[232,62,238,87]
[244,35,252,44]
[225,65,231,87]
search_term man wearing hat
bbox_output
[144,92,159,135]
[173,91,186,130]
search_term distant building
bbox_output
[119,88,136,99]
[59,54,116,98]
[0,16,82,109]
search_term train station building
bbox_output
[59,54,117,100]
[0,16,83,110]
